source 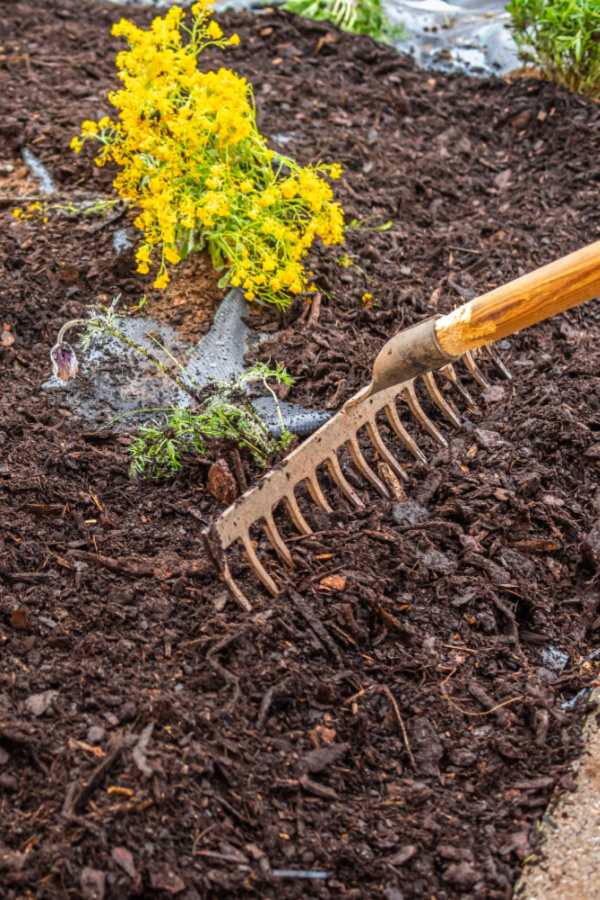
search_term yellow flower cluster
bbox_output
[13,201,50,223]
[361,292,379,308]
[70,2,345,306]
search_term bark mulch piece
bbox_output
[2,1,600,898]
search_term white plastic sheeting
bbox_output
[385,0,519,75]
[105,0,520,77]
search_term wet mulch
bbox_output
[2,1,600,898]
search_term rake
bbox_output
[203,240,600,610]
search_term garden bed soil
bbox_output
[2,1,600,899]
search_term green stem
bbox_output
[261,376,287,436]
[105,326,198,400]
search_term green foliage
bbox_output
[14,197,124,221]
[507,0,600,96]
[284,0,408,44]
[129,364,295,479]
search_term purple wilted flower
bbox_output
[50,342,79,382]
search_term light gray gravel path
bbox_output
[517,687,600,900]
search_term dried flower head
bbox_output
[50,343,79,382]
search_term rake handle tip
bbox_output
[435,239,600,357]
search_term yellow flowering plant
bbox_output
[71,1,345,307]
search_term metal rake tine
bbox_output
[422,371,461,429]
[240,533,279,597]
[326,454,364,508]
[483,344,512,380]
[262,512,294,568]
[205,242,600,609]
[441,362,477,409]
[345,436,389,498]
[365,419,409,482]
[403,382,448,447]
[283,492,313,536]
[463,350,490,389]
[305,472,334,514]
[384,401,427,463]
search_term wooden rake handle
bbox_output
[435,239,600,357]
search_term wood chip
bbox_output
[318,574,346,592]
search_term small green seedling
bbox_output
[130,364,294,479]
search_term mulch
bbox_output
[2,1,600,898]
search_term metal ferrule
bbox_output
[369,315,461,396]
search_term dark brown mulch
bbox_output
[2,1,600,899]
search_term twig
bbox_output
[306,292,322,329]
[216,793,256,827]
[106,326,198,399]
[229,447,248,493]
[382,685,415,769]
[298,298,311,326]
[289,590,342,664]
[63,735,123,815]
[448,246,482,255]
[441,690,525,717]
[257,677,292,731]
[440,666,457,687]
[5,571,57,583]
[62,813,107,844]
[67,548,209,579]
[0,195,42,208]
[86,203,128,234]
[192,824,215,855]
[207,624,254,714]
[195,849,249,864]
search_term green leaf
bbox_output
[218,269,233,289]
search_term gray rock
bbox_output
[387,845,417,866]
[421,548,456,575]
[0,843,26,872]
[581,520,600,570]
[541,646,569,676]
[80,867,106,900]
[482,385,505,403]
[25,690,58,717]
[87,725,105,745]
[409,716,443,776]
[449,748,477,768]
[0,773,18,792]
[443,861,482,889]
[474,428,511,452]
[392,501,429,527]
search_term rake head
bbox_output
[202,317,510,611]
